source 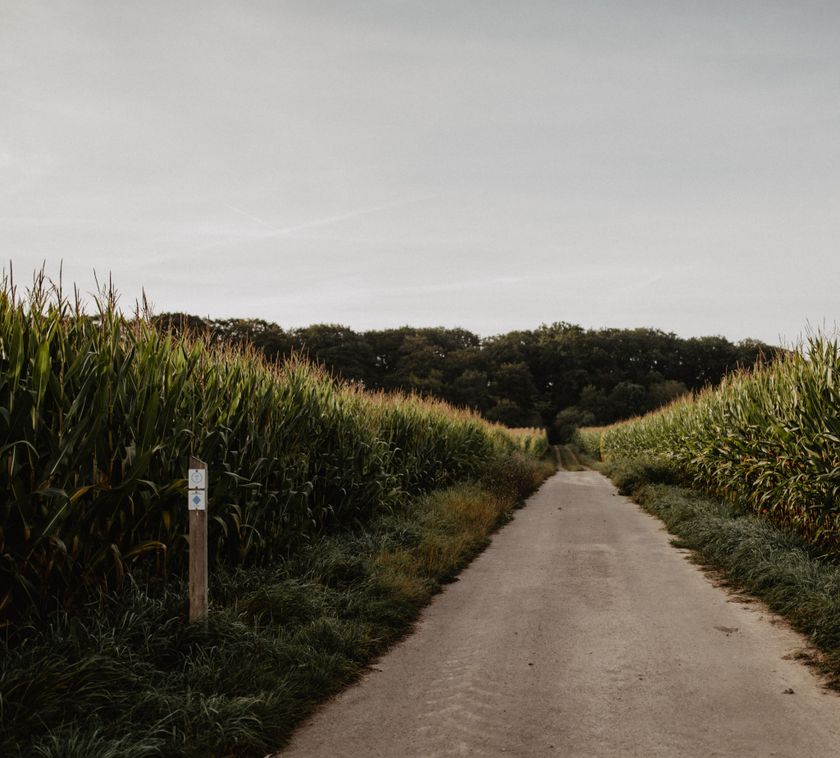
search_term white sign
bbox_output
[188,490,206,511]
[188,468,207,489]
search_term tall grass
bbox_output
[0,273,545,625]
[576,335,840,549]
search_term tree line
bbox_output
[154,315,775,441]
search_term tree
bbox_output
[293,324,377,382]
[155,314,777,437]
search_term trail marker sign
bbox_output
[188,456,208,623]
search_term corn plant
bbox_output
[581,335,840,549]
[0,273,548,625]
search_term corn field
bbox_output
[0,275,546,625]
[577,336,840,549]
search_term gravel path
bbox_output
[277,470,840,757]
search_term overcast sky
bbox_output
[2,1,839,345]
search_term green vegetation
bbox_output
[577,335,840,550]
[1,272,553,756]
[1,455,554,757]
[1,275,545,626]
[156,314,773,440]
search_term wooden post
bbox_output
[188,456,208,624]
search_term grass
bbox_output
[1,452,555,757]
[597,456,840,686]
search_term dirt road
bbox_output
[279,470,840,757]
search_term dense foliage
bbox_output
[155,315,774,440]
[0,276,545,626]
[577,336,840,550]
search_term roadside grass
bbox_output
[598,457,683,495]
[598,457,840,686]
[1,454,555,758]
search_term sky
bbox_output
[2,1,839,346]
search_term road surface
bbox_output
[278,470,840,757]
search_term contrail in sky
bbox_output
[138,194,437,261]
[272,197,432,235]
[222,195,434,240]
[223,204,285,233]
[171,196,433,258]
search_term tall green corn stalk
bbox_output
[581,336,840,549]
[0,275,547,625]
